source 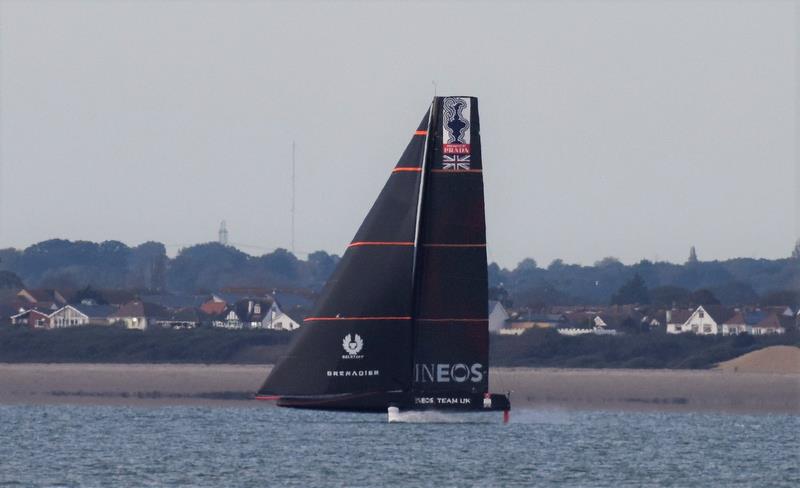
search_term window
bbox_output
[698,310,705,318]
[703,325,711,334]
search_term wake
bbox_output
[386,408,571,424]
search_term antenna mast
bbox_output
[218,220,229,246]
[291,141,296,254]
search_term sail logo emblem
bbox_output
[342,333,364,358]
[442,97,471,169]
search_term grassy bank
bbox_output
[490,329,799,369]
[0,326,797,368]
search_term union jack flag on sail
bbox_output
[442,154,471,170]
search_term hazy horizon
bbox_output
[1,1,797,268]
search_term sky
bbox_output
[0,0,797,268]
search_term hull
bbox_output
[256,391,510,413]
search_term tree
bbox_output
[547,259,565,271]
[792,239,800,260]
[595,256,622,268]
[650,285,690,308]
[610,273,650,305]
[760,289,800,307]
[687,246,698,264]
[689,289,719,306]
[0,270,23,289]
[709,282,758,306]
[308,251,338,282]
[514,258,538,273]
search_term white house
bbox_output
[50,305,90,328]
[488,300,510,332]
[259,302,301,330]
[665,309,693,334]
[667,306,733,335]
[214,308,244,329]
[108,301,167,330]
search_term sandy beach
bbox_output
[1,362,797,414]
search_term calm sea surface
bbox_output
[0,405,797,487]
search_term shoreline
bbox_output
[0,363,797,414]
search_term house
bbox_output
[722,311,763,335]
[109,301,168,330]
[213,307,244,329]
[10,308,53,328]
[640,310,665,328]
[665,309,694,334]
[508,313,566,330]
[668,306,734,335]
[156,308,200,329]
[750,313,785,335]
[72,303,117,325]
[237,299,272,328]
[259,302,301,330]
[210,298,301,331]
[488,300,509,332]
[48,304,115,328]
[49,305,90,328]
[200,298,228,316]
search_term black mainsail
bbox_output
[257,97,509,414]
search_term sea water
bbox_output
[0,405,797,487]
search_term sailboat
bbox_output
[256,97,511,420]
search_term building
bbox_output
[49,305,90,328]
[722,311,764,335]
[749,313,785,335]
[665,309,693,333]
[212,299,301,330]
[109,301,168,330]
[200,298,227,316]
[668,306,784,336]
[156,308,201,329]
[508,313,567,331]
[10,308,53,328]
[667,306,734,335]
[260,301,301,330]
[488,300,509,332]
[213,307,244,329]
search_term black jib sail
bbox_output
[257,97,509,414]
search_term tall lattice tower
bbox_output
[218,220,229,246]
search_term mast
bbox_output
[410,101,434,297]
[408,99,435,391]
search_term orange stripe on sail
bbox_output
[349,241,413,247]
[392,167,422,173]
[414,130,428,135]
[255,395,280,401]
[304,316,412,322]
